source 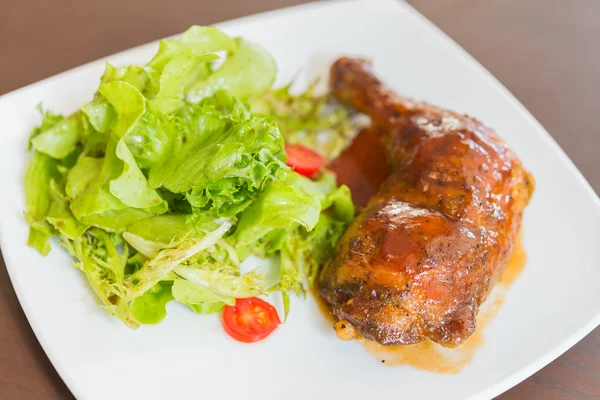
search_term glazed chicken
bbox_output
[318,57,534,347]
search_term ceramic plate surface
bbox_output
[1,1,599,399]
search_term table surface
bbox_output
[0,0,598,399]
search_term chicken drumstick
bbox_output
[318,57,534,347]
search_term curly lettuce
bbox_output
[249,81,369,161]
[23,25,355,327]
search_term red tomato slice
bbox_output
[222,297,281,343]
[285,144,324,177]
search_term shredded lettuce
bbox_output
[23,25,356,327]
[124,218,233,299]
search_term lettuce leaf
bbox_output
[24,151,59,254]
[171,279,234,312]
[98,81,146,140]
[46,179,90,239]
[148,51,218,114]
[30,112,84,159]
[125,214,192,243]
[130,281,174,324]
[101,63,150,90]
[122,214,198,258]
[94,81,168,212]
[68,138,154,230]
[111,139,167,210]
[122,111,173,170]
[81,99,116,134]
[147,26,236,83]
[28,105,64,149]
[233,172,321,246]
[174,266,266,298]
[189,38,276,101]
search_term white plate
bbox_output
[1,1,599,399]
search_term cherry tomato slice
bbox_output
[285,144,324,177]
[222,297,281,343]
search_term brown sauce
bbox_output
[320,129,528,373]
[499,238,527,286]
[328,127,389,207]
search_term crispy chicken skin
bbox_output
[318,57,534,347]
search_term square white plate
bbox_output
[1,1,599,399]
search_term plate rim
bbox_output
[1,1,599,399]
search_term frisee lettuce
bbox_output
[249,81,369,161]
[23,25,355,327]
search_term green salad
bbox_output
[24,26,359,328]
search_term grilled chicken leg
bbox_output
[318,58,534,347]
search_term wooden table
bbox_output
[0,0,598,398]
